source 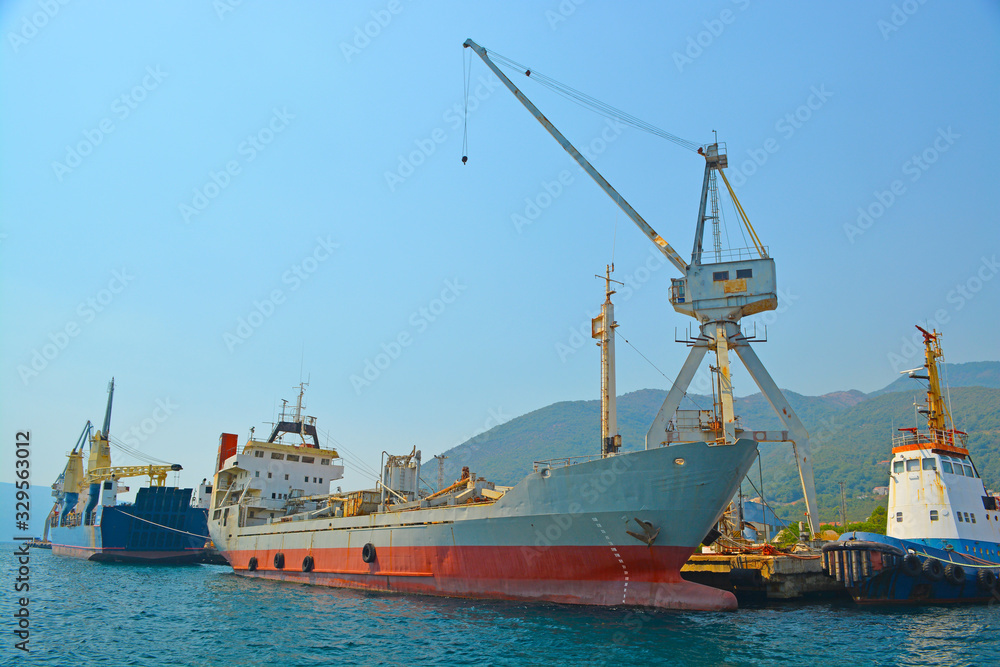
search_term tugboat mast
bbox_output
[916,325,951,433]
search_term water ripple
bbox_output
[2,545,998,665]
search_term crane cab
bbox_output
[670,257,777,322]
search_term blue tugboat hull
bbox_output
[824,532,1000,604]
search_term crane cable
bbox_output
[483,48,703,153]
[616,325,708,412]
[717,168,766,258]
[462,47,471,164]
[474,43,769,258]
[107,434,172,466]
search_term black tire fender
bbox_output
[274,552,285,569]
[944,563,966,586]
[362,542,377,564]
[901,553,922,577]
[922,558,944,582]
[247,556,258,572]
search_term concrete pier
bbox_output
[682,551,846,601]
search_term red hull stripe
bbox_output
[223,544,737,611]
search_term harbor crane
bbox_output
[464,39,820,534]
[54,379,183,500]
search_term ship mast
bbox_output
[593,265,623,458]
[916,326,950,432]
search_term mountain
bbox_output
[870,361,1000,396]
[438,361,1000,523]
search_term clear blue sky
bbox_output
[2,1,999,496]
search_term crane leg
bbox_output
[645,343,709,449]
[732,339,820,536]
[714,323,738,444]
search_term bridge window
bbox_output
[321,459,330,465]
[922,458,936,470]
[305,476,310,483]
[895,512,903,522]
[957,513,963,522]
[302,457,314,464]
[287,455,299,462]
[942,461,954,473]
[930,510,939,521]
[893,460,904,473]
[267,472,272,479]
[736,269,753,279]
[271,453,284,460]
[713,271,729,281]
[971,514,976,524]
[284,474,289,480]
[255,471,259,477]
[905,459,920,472]
[254,451,264,458]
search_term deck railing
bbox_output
[532,454,603,472]
[892,428,968,449]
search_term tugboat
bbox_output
[47,379,213,563]
[823,327,1000,603]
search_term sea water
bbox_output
[3,545,998,666]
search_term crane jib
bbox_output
[463,39,687,276]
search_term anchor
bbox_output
[626,517,660,546]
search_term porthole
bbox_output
[674,458,686,466]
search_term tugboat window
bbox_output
[736,268,753,279]
[713,271,729,281]
[930,510,939,521]
[895,512,903,522]
[893,460,904,473]
[906,459,920,472]
[942,461,954,473]
[922,458,936,470]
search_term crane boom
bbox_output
[86,463,182,487]
[463,39,687,275]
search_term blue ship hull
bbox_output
[823,532,1000,604]
[49,486,210,564]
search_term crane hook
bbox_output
[462,155,468,165]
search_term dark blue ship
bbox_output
[46,379,213,563]
[823,328,1000,604]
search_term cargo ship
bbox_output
[209,368,759,612]
[823,327,1000,603]
[47,379,213,563]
